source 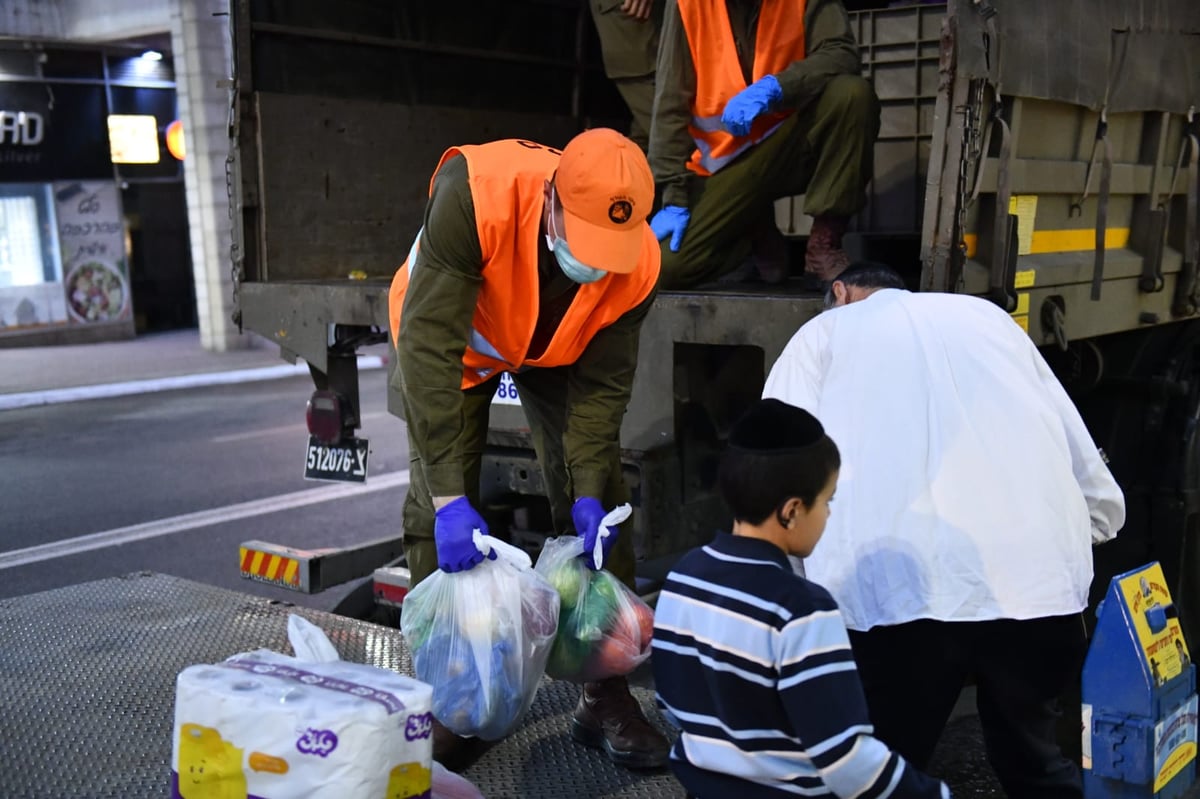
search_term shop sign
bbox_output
[0,111,44,146]
[53,181,130,325]
[0,83,111,180]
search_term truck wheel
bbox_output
[1073,320,1200,644]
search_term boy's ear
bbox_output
[783,496,807,525]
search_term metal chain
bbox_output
[953,79,987,289]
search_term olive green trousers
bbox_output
[401,366,635,591]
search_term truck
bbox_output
[229,0,1200,652]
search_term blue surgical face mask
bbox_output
[547,188,607,284]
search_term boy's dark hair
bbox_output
[718,399,841,526]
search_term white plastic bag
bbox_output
[401,534,560,739]
[534,533,654,683]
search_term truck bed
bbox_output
[0,572,682,798]
[12,572,1187,798]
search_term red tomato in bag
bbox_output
[633,601,655,650]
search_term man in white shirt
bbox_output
[762,262,1125,799]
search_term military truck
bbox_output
[229,0,1200,646]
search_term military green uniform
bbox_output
[393,154,652,590]
[589,0,664,152]
[650,0,881,288]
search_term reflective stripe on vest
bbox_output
[691,115,786,174]
[404,224,508,367]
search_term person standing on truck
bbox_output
[648,0,880,289]
[762,262,1126,798]
[652,398,950,798]
[388,128,671,769]
[588,0,664,153]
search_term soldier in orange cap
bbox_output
[389,128,670,770]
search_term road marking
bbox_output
[0,470,410,571]
[210,411,391,444]
[0,355,385,411]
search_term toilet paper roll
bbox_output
[172,649,433,799]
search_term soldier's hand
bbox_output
[621,0,653,20]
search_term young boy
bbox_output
[652,399,950,798]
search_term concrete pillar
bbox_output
[169,1,253,351]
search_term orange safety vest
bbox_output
[679,0,807,176]
[388,140,660,390]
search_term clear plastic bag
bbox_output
[534,535,655,683]
[401,535,560,740]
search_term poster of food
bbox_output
[53,180,130,324]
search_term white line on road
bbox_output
[210,411,391,444]
[0,469,410,571]
[0,355,385,411]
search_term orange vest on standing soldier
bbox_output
[388,136,660,390]
[679,0,807,176]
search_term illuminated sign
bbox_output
[0,111,44,145]
[106,114,160,164]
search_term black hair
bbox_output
[718,399,841,526]
[823,261,907,308]
[836,261,907,291]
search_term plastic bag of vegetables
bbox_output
[534,516,654,683]
[401,534,559,740]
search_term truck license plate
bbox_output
[303,435,370,483]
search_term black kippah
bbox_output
[728,398,826,453]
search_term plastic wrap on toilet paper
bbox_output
[171,648,434,799]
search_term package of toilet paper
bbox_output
[171,647,434,799]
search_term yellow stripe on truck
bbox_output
[963,228,1130,258]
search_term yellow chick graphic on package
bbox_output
[172,646,433,799]
[176,724,248,799]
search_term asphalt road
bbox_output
[0,369,408,612]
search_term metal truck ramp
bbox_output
[0,572,684,799]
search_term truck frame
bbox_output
[229,0,1200,654]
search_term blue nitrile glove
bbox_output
[572,496,617,571]
[721,74,783,136]
[650,206,690,253]
[434,496,497,573]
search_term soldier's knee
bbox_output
[821,74,879,119]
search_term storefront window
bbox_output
[0,183,61,288]
[0,183,68,329]
[0,42,173,339]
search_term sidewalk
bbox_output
[0,330,385,410]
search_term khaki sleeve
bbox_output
[774,0,862,109]
[563,286,656,498]
[647,0,697,209]
[393,154,486,498]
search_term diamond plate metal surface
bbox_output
[0,572,683,799]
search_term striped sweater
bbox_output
[652,533,949,798]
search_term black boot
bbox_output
[571,676,670,769]
[431,717,484,773]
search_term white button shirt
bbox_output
[762,289,1125,631]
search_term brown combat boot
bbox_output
[805,214,851,283]
[431,717,483,773]
[571,676,670,769]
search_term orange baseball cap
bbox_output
[556,128,655,275]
